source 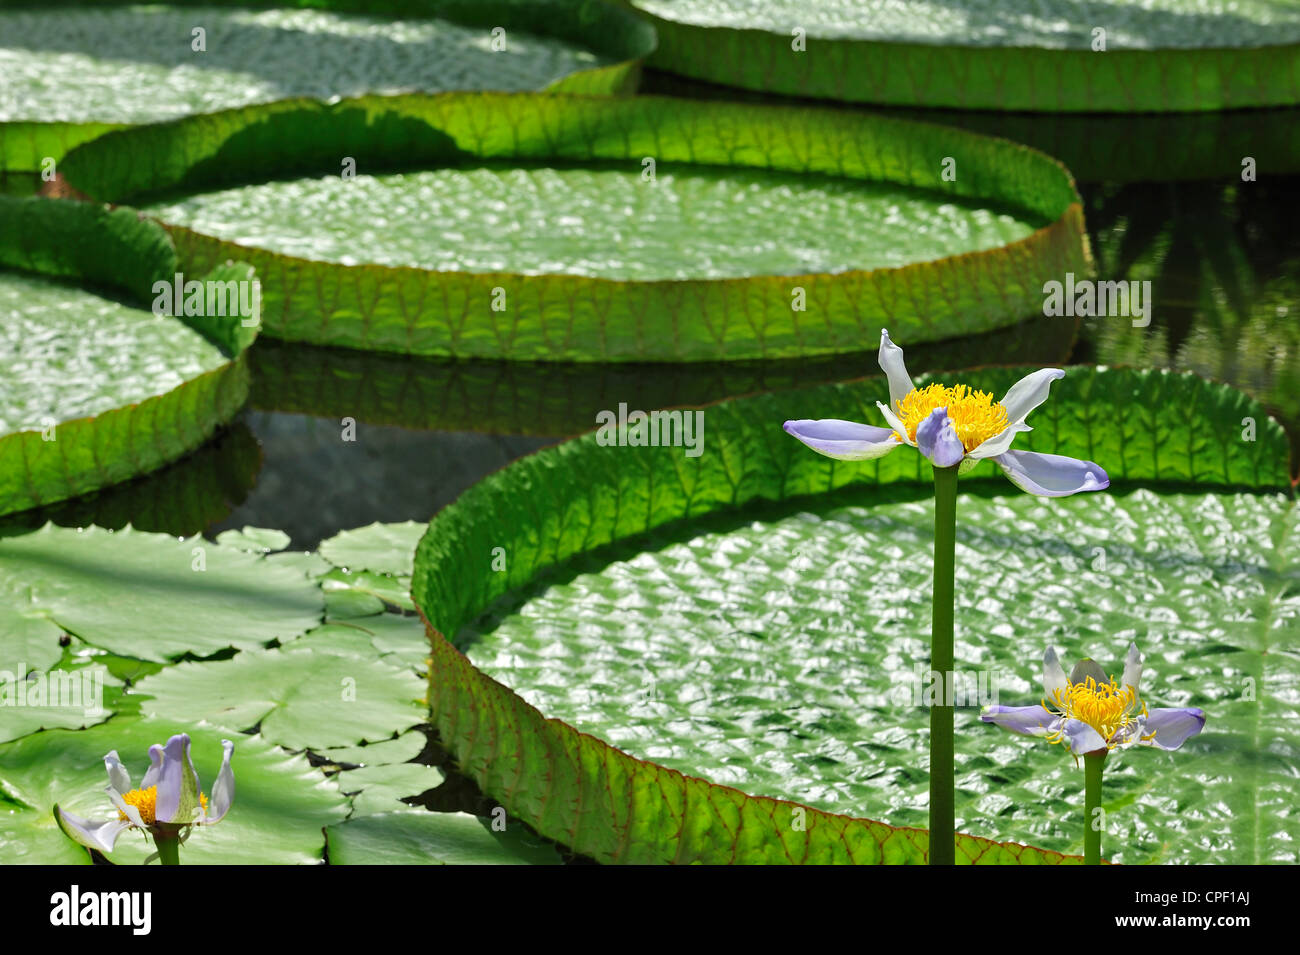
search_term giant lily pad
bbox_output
[633,0,1300,112]
[0,0,654,172]
[411,364,1293,864]
[0,718,348,864]
[60,93,1088,361]
[0,197,255,517]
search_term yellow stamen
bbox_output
[118,787,208,826]
[893,383,1009,451]
[1042,676,1145,751]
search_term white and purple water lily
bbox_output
[783,330,1110,496]
[55,733,234,857]
[982,643,1206,756]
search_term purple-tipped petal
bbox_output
[155,734,202,825]
[1142,708,1206,750]
[995,449,1110,497]
[878,328,914,411]
[981,704,1058,737]
[205,739,236,824]
[55,805,129,855]
[915,407,965,468]
[103,750,130,796]
[999,368,1065,425]
[140,744,164,789]
[783,419,901,461]
[1062,719,1109,755]
[1042,646,1067,701]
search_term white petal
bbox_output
[1042,646,1067,701]
[103,750,130,796]
[205,739,236,824]
[1062,719,1109,755]
[999,368,1065,425]
[966,422,1031,460]
[1121,642,1143,704]
[877,328,914,411]
[106,786,145,830]
[875,401,914,446]
[55,806,130,855]
[1141,708,1206,751]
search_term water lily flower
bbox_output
[981,643,1206,756]
[54,733,234,863]
[783,329,1110,496]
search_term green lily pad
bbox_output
[326,810,562,864]
[412,364,1291,865]
[0,524,324,662]
[335,762,445,816]
[0,0,654,172]
[318,730,427,767]
[133,640,426,750]
[0,197,255,516]
[319,520,427,577]
[0,654,119,744]
[310,615,429,673]
[61,93,1088,361]
[633,0,1300,112]
[214,526,292,553]
[0,718,348,864]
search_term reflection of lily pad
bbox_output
[0,718,347,865]
[62,93,1088,361]
[0,197,254,517]
[0,0,654,171]
[633,0,1300,111]
[326,810,561,865]
[413,365,1291,865]
[248,316,1079,436]
[0,524,324,662]
[134,640,425,749]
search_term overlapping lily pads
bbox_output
[0,197,255,517]
[411,364,1293,864]
[633,0,1300,112]
[326,809,562,864]
[0,718,349,864]
[0,0,655,172]
[60,93,1088,361]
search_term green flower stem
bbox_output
[155,832,181,866]
[929,463,959,866]
[1084,751,1107,865]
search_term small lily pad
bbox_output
[335,762,445,816]
[134,643,425,750]
[319,521,426,577]
[326,810,562,865]
[0,524,324,662]
[214,526,292,553]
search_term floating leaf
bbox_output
[326,810,562,865]
[0,524,324,662]
[214,526,292,554]
[0,718,348,864]
[319,521,426,577]
[0,0,653,171]
[134,639,426,750]
[632,0,1300,112]
[412,365,1290,864]
[335,762,445,816]
[61,93,1087,361]
[0,197,254,516]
